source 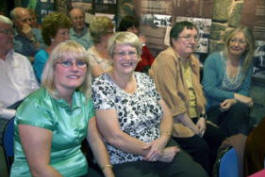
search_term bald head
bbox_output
[69,8,85,33]
[69,8,85,18]
[10,7,33,29]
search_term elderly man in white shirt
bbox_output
[0,15,39,120]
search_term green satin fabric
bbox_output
[10,87,95,177]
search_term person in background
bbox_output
[87,16,114,78]
[10,41,114,177]
[149,21,225,175]
[69,8,93,50]
[92,31,208,177]
[10,7,45,59]
[202,26,255,137]
[118,15,154,73]
[33,12,71,82]
[0,15,39,142]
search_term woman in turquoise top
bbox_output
[33,12,71,82]
[202,26,255,136]
[11,41,114,177]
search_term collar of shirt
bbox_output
[70,26,88,38]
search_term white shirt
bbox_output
[0,50,39,119]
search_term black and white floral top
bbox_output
[92,72,163,165]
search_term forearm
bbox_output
[30,165,62,177]
[88,118,114,177]
[175,113,198,134]
[107,131,149,156]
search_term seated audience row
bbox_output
[0,7,256,177]
[11,33,208,177]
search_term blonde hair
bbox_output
[108,32,142,58]
[89,16,114,44]
[223,26,255,72]
[41,40,92,98]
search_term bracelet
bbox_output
[101,164,113,171]
[160,131,171,136]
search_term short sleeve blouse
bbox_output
[10,87,95,177]
[92,72,163,164]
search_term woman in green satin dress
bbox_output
[10,41,114,177]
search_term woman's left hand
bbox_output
[196,118,206,137]
[159,146,180,163]
[143,136,168,162]
[220,99,236,111]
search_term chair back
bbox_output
[3,118,15,170]
[219,147,239,177]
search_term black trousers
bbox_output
[80,168,103,177]
[207,102,251,137]
[112,139,208,177]
[173,118,226,175]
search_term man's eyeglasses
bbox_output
[114,51,138,57]
[72,16,85,21]
[57,60,87,69]
[230,38,247,45]
[178,35,200,42]
[0,29,14,35]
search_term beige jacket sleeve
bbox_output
[149,48,187,117]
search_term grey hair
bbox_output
[0,15,13,26]
[107,32,142,58]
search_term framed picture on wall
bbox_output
[93,0,117,14]
[71,0,93,13]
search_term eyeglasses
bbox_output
[230,38,247,45]
[57,60,87,69]
[72,16,84,21]
[178,35,200,42]
[114,51,138,57]
[0,28,14,35]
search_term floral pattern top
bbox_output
[92,72,163,164]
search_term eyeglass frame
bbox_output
[113,51,138,58]
[56,59,88,69]
[0,28,14,35]
[178,34,200,42]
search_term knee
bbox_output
[175,151,209,177]
[231,102,250,114]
